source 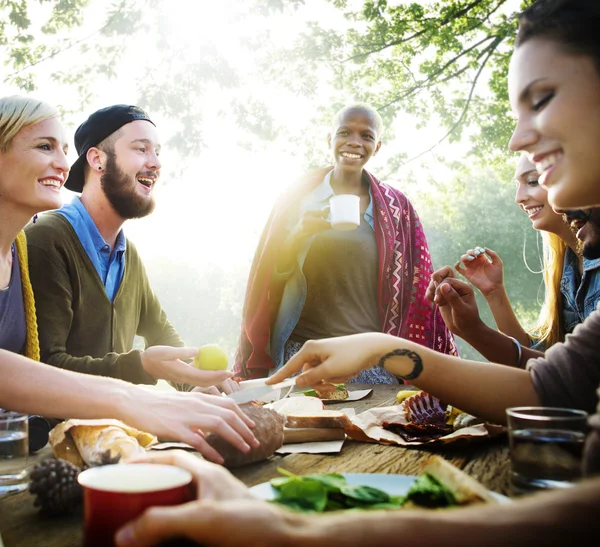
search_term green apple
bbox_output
[193,344,229,371]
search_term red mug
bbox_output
[78,463,193,547]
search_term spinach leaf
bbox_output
[403,473,457,508]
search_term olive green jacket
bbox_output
[25,213,184,385]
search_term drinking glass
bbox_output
[506,406,588,494]
[0,410,29,495]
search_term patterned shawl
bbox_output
[233,168,457,379]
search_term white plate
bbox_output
[250,472,510,504]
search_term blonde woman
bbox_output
[0,96,257,462]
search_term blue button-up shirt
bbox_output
[56,197,126,302]
[561,247,600,333]
[270,170,375,371]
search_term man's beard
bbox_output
[100,151,155,220]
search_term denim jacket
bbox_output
[269,170,374,371]
[561,247,600,333]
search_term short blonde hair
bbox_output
[0,96,58,152]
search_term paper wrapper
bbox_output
[344,404,505,446]
[49,418,157,468]
[289,389,373,405]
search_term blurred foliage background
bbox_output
[2,0,545,365]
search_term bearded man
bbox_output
[26,105,232,391]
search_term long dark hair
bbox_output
[516,0,600,71]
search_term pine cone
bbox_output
[29,458,82,516]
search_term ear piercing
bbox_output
[98,166,102,171]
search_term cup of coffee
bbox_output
[78,463,193,547]
[329,194,360,231]
[506,406,588,495]
[0,410,29,496]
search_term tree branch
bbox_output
[376,34,497,110]
[343,0,506,62]
[397,36,503,168]
[2,0,128,83]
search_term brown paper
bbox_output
[345,404,505,446]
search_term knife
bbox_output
[228,379,296,405]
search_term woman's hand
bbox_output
[267,333,396,388]
[119,389,260,465]
[124,450,254,501]
[455,247,504,298]
[433,278,485,341]
[115,498,304,547]
[425,265,455,303]
[116,450,300,547]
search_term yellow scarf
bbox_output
[14,231,40,361]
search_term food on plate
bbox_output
[49,419,157,468]
[419,455,498,505]
[268,455,498,512]
[452,412,485,431]
[382,391,486,442]
[383,391,452,442]
[206,406,284,468]
[268,396,325,416]
[267,397,348,444]
[193,343,229,371]
[302,383,349,401]
[395,390,421,404]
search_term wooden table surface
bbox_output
[0,385,512,547]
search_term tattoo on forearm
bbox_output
[377,349,423,381]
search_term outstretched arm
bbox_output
[0,350,258,464]
[428,277,543,367]
[114,451,600,547]
[268,331,540,426]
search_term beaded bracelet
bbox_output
[507,336,522,367]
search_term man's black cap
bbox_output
[65,104,155,193]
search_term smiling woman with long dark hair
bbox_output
[233,102,457,383]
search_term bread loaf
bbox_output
[206,406,284,468]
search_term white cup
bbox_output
[329,194,360,231]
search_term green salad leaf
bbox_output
[299,383,347,398]
[269,469,457,513]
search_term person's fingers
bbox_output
[205,395,257,431]
[438,283,468,311]
[218,379,234,395]
[124,449,199,468]
[459,253,476,266]
[438,276,474,296]
[159,346,199,360]
[294,358,336,386]
[304,208,329,219]
[266,353,307,384]
[191,386,220,396]
[175,363,232,387]
[430,266,454,285]
[484,247,500,261]
[158,428,223,465]
[425,279,437,302]
[115,502,201,547]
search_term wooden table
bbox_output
[0,385,511,547]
